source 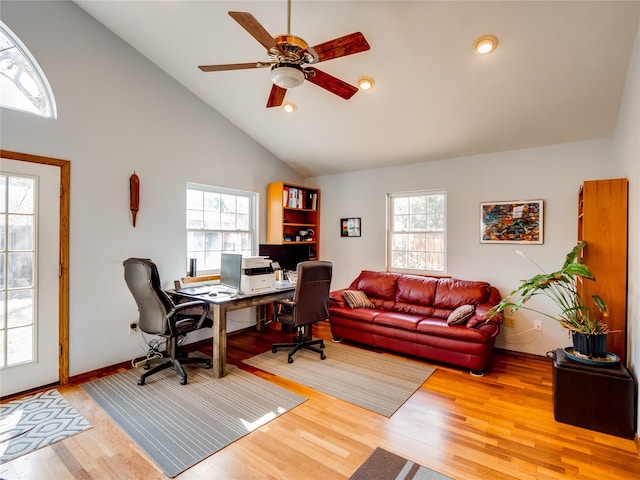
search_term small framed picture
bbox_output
[341,218,361,237]
[480,200,543,244]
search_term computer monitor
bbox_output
[258,244,310,271]
[220,253,242,293]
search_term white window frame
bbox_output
[0,21,56,118]
[186,183,258,275]
[387,190,447,274]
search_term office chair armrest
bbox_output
[173,300,209,311]
[169,300,210,329]
[273,298,295,322]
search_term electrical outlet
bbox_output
[129,322,138,335]
[534,320,542,331]
[504,316,516,327]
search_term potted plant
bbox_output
[489,241,609,359]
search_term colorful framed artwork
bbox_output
[341,218,361,237]
[480,200,543,244]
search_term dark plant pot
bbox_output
[588,333,608,359]
[571,332,608,359]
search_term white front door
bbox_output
[0,158,60,397]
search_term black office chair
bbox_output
[271,261,333,363]
[123,258,213,385]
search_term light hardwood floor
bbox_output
[2,322,639,479]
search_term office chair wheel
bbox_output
[272,347,278,353]
[180,375,188,385]
[204,359,211,369]
[288,356,294,364]
[321,353,326,360]
[138,378,145,386]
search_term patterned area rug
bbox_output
[350,447,452,480]
[0,389,91,463]
[82,364,306,478]
[243,341,435,417]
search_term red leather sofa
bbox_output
[329,270,504,374]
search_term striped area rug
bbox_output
[82,364,306,477]
[350,447,452,480]
[243,341,435,417]
[1,389,91,463]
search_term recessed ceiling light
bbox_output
[473,35,498,55]
[358,77,375,90]
[283,102,297,113]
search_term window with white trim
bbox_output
[0,21,56,118]
[186,183,258,275]
[387,190,446,273]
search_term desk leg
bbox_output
[211,304,227,378]
[256,304,265,331]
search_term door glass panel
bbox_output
[7,252,33,288]
[8,214,33,250]
[7,289,32,328]
[7,325,33,364]
[1,174,36,368]
[8,176,34,213]
[0,330,4,368]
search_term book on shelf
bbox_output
[281,185,317,210]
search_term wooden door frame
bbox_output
[0,149,70,385]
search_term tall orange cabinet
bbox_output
[577,178,628,362]
[267,182,320,261]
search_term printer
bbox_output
[240,256,275,294]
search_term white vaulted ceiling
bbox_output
[73,1,640,177]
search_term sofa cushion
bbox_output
[447,304,475,325]
[396,275,438,305]
[330,306,380,323]
[416,319,493,342]
[434,278,491,309]
[373,312,423,331]
[342,290,375,309]
[350,270,399,300]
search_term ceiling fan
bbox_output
[198,0,370,108]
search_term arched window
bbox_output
[0,21,56,118]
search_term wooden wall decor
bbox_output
[129,172,139,227]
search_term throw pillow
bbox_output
[343,290,375,309]
[447,304,475,325]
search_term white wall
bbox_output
[612,18,640,432]
[309,139,621,357]
[0,1,304,375]
[2,0,637,394]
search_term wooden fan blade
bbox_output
[305,67,358,100]
[267,84,287,108]
[228,11,285,55]
[198,62,274,72]
[307,32,370,63]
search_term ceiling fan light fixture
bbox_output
[474,35,498,55]
[270,65,305,89]
[283,102,297,113]
[358,77,375,90]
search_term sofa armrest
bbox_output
[329,289,349,309]
[466,287,504,328]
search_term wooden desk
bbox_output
[172,285,295,378]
